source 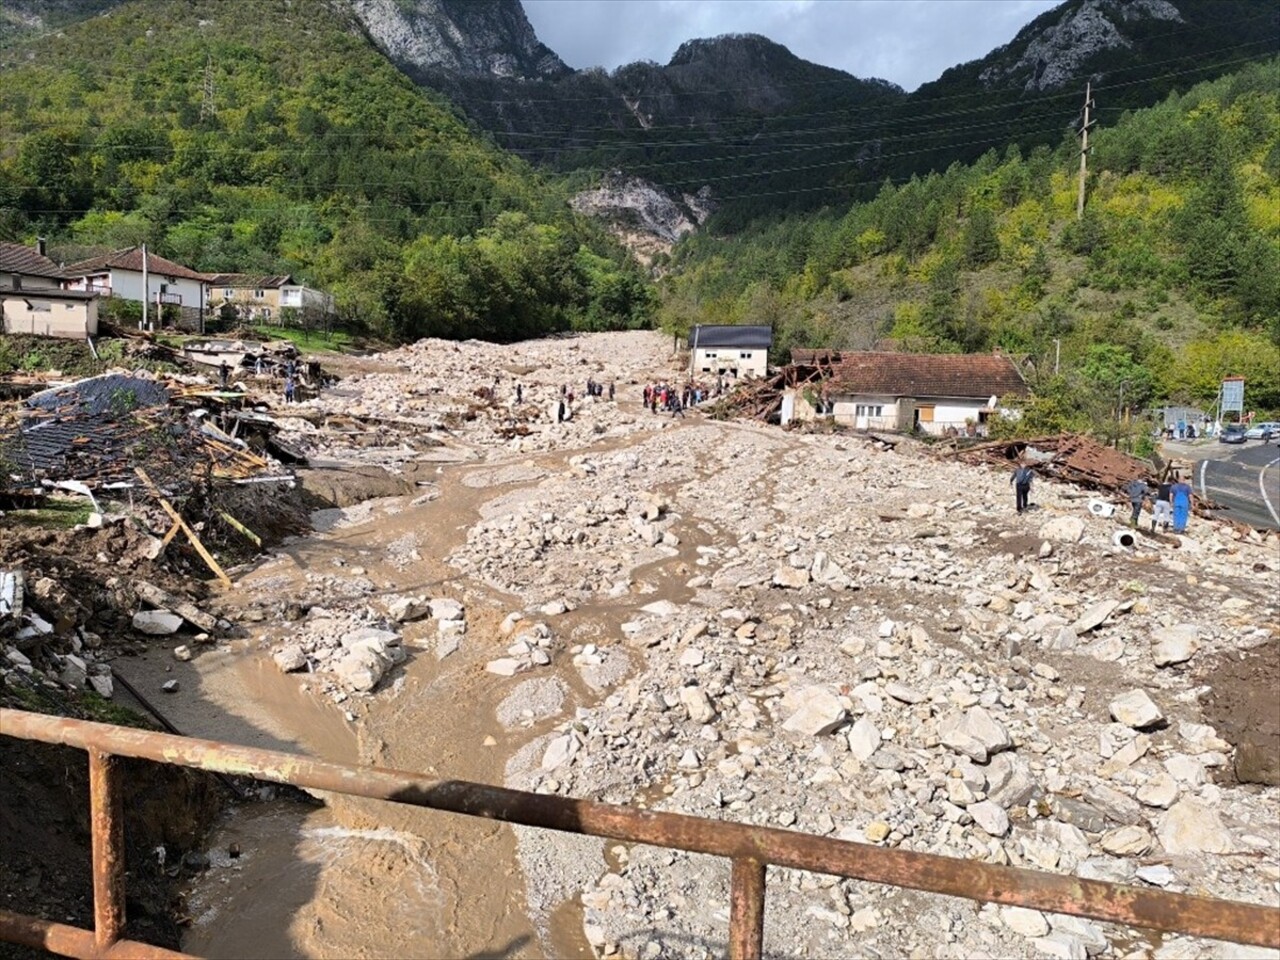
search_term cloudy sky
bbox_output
[523,0,1062,92]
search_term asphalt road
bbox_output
[1177,439,1280,530]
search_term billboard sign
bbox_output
[1221,378,1245,412]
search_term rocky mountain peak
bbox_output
[350,0,570,80]
[979,0,1183,91]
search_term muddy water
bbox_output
[171,430,713,959]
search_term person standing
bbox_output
[1152,477,1173,532]
[1170,474,1193,533]
[1011,461,1034,514]
[1126,477,1149,527]
[218,360,230,389]
[516,382,523,405]
[608,381,615,401]
[284,374,295,404]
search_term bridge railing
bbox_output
[1,708,1276,959]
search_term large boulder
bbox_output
[1109,689,1164,729]
[1039,516,1085,543]
[781,686,846,736]
[132,610,183,636]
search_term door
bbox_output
[917,405,935,432]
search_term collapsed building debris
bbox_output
[950,433,1152,490]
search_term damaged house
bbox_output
[784,350,1029,435]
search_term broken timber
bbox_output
[133,581,219,634]
[134,468,233,589]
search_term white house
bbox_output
[63,246,208,318]
[786,350,1029,436]
[1,240,100,339]
[689,324,772,379]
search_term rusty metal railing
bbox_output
[1,708,1277,959]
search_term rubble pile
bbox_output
[444,423,1278,959]
[270,331,681,465]
[0,519,229,703]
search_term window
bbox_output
[262,308,272,320]
[254,288,265,299]
[704,351,717,359]
[159,283,168,293]
[855,404,883,417]
[223,288,234,298]
[740,351,752,359]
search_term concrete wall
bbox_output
[3,295,98,339]
[692,347,767,378]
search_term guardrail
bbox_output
[1,708,1277,959]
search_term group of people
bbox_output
[643,381,718,418]
[583,377,615,401]
[1012,463,1193,534]
[1127,474,1194,533]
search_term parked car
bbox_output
[1219,424,1247,444]
[1244,421,1280,440]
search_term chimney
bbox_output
[36,237,46,257]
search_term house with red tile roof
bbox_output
[62,246,209,320]
[786,350,1029,435]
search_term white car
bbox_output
[1244,421,1280,440]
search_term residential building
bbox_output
[1,239,64,291]
[0,240,100,339]
[62,246,208,316]
[689,324,772,379]
[2,288,100,340]
[785,350,1029,435]
[206,273,333,323]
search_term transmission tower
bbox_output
[200,53,216,122]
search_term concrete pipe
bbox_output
[1112,530,1136,548]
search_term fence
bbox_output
[0,708,1276,960]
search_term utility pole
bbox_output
[1076,82,1094,221]
[1053,338,1061,376]
[141,243,148,331]
[200,53,216,122]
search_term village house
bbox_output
[689,324,772,379]
[206,273,334,323]
[62,246,208,323]
[784,350,1029,435]
[0,240,100,340]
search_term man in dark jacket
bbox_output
[1011,462,1034,514]
[1126,477,1150,527]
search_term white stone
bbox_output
[1157,798,1236,854]
[172,644,193,662]
[677,748,701,770]
[1100,825,1153,855]
[1136,772,1179,808]
[1151,624,1200,667]
[1072,599,1119,635]
[132,610,183,635]
[1039,516,1085,543]
[1001,906,1049,937]
[387,595,430,622]
[541,733,579,771]
[781,686,847,736]
[1109,689,1163,729]
[969,800,1010,837]
[678,648,705,667]
[485,658,525,677]
[273,644,307,673]
[1033,933,1088,960]
[1136,864,1174,886]
[847,718,880,761]
[679,686,716,724]
[942,706,1012,755]
[89,673,114,698]
[772,567,810,589]
[59,654,88,689]
[430,598,465,621]
[161,679,179,693]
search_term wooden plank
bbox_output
[216,510,262,548]
[134,581,219,634]
[134,469,233,589]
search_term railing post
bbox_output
[89,748,126,949]
[729,857,766,960]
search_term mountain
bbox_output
[363,0,1276,229]
[655,59,1280,426]
[349,0,569,80]
[0,0,653,342]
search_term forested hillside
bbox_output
[0,0,653,340]
[659,61,1280,426]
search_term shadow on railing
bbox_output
[1,708,1276,960]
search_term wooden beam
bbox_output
[133,468,233,589]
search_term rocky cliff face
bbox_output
[570,175,714,265]
[978,0,1183,91]
[350,0,569,80]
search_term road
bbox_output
[1172,439,1280,530]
